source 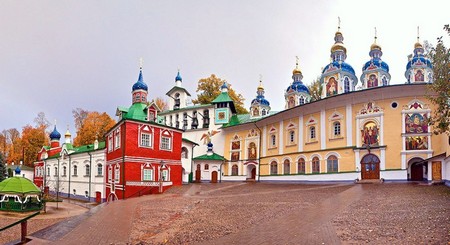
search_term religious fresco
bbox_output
[326,77,338,96]
[405,113,428,134]
[361,121,379,147]
[367,74,378,88]
[415,69,424,82]
[405,136,428,150]
[231,152,240,161]
[248,142,257,159]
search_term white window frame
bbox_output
[115,165,120,182]
[140,133,152,147]
[114,129,121,149]
[161,136,172,151]
[143,168,154,181]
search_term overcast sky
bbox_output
[1,0,449,133]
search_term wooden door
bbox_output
[195,170,201,183]
[432,161,442,181]
[211,171,218,183]
[251,168,256,179]
[410,163,423,181]
[361,154,380,180]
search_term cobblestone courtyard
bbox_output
[1,182,449,244]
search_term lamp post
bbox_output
[159,160,165,193]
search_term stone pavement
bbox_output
[200,184,363,245]
[26,193,169,245]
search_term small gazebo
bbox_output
[0,177,43,212]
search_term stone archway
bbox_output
[246,164,257,180]
[408,157,426,181]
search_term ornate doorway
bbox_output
[360,154,380,180]
[211,171,218,183]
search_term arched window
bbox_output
[231,165,238,176]
[73,165,78,176]
[270,161,278,175]
[108,166,112,183]
[63,166,67,176]
[115,165,120,182]
[333,122,341,136]
[271,135,276,147]
[97,164,103,176]
[327,155,338,172]
[262,109,266,116]
[47,167,50,176]
[344,77,350,93]
[196,164,201,171]
[310,126,316,140]
[312,157,320,173]
[54,166,58,176]
[85,164,90,176]
[298,158,305,174]
[181,147,189,159]
[299,97,305,105]
[283,159,290,175]
[289,130,295,144]
[204,164,209,170]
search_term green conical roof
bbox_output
[0,177,41,195]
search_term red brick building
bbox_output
[105,67,184,201]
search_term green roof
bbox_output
[182,138,199,146]
[222,111,281,128]
[0,177,41,195]
[73,141,106,154]
[122,103,148,121]
[193,153,226,161]
[212,92,233,103]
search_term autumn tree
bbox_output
[154,97,169,111]
[427,24,450,135]
[307,76,323,102]
[0,153,7,181]
[72,108,89,130]
[21,125,49,167]
[192,74,248,114]
[73,111,116,146]
[5,128,22,164]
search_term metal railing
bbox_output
[0,211,40,243]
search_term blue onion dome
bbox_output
[252,81,270,106]
[49,125,61,140]
[363,37,389,73]
[220,81,228,91]
[405,41,432,70]
[132,68,148,91]
[322,61,356,75]
[175,70,182,82]
[286,82,310,94]
[15,166,21,175]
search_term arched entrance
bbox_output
[211,171,218,183]
[408,157,426,181]
[360,154,380,180]
[246,164,256,180]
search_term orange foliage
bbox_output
[73,112,116,147]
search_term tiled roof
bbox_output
[193,153,226,161]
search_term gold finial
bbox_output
[139,57,144,69]
[417,26,420,43]
[338,17,341,31]
[374,27,377,43]
[295,56,299,69]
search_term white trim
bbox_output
[346,104,352,146]
[320,109,326,150]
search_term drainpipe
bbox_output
[253,122,262,182]
[87,151,92,202]
[57,158,60,209]
[190,144,197,183]
[43,159,47,189]
[68,155,71,200]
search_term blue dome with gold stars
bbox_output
[322,61,356,75]
[132,69,148,91]
[363,59,389,73]
[286,81,310,94]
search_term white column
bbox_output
[262,126,267,157]
[354,149,360,171]
[380,115,384,145]
[278,121,284,155]
[346,104,353,146]
[320,109,326,150]
[298,115,304,152]
[380,148,386,170]
[401,153,406,170]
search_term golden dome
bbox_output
[370,43,381,51]
[414,41,423,49]
[331,43,347,53]
[292,68,302,75]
